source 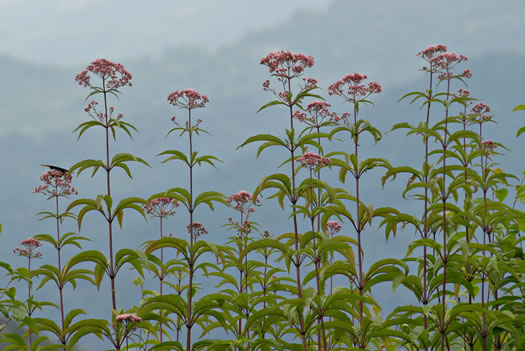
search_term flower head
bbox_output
[227,190,259,214]
[143,197,180,218]
[481,139,497,149]
[457,88,470,97]
[326,221,342,235]
[75,58,132,90]
[260,51,314,78]
[481,139,497,155]
[34,171,78,197]
[13,237,42,258]
[297,152,331,170]
[168,89,209,110]
[430,52,468,71]
[469,102,492,123]
[116,314,142,323]
[293,101,342,127]
[417,44,447,61]
[328,73,382,102]
[471,102,491,115]
[83,100,123,122]
[187,222,208,240]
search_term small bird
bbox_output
[41,164,69,174]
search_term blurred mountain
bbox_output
[1,0,525,348]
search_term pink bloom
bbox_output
[457,88,470,97]
[303,77,318,90]
[481,139,497,149]
[297,152,331,170]
[116,314,142,323]
[75,58,132,90]
[326,221,342,235]
[417,44,447,61]
[292,110,307,122]
[471,102,491,114]
[462,69,472,79]
[293,101,342,126]
[328,73,382,102]
[34,170,78,197]
[368,82,382,94]
[187,222,208,239]
[167,89,209,110]
[342,73,367,84]
[429,52,468,71]
[143,197,179,218]
[84,100,123,122]
[226,190,259,214]
[260,51,314,77]
[13,237,42,258]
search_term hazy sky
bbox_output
[0,0,334,66]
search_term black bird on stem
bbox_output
[41,164,69,174]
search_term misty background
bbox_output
[1,0,525,349]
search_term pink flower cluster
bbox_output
[481,139,497,155]
[227,190,258,212]
[167,89,209,110]
[292,101,341,126]
[437,69,472,81]
[326,221,342,235]
[471,102,491,114]
[302,77,318,90]
[481,139,497,149]
[456,88,470,97]
[116,314,142,323]
[187,222,208,239]
[13,237,42,258]
[469,102,492,124]
[417,44,447,61]
[328,73,382,102]
[260,50,314,77]
[143,197,180,218]
[84,100,123,122]
[75,58,132,90]
[429,52,468,71]
[297,152,331,170]
[33,171,78,197]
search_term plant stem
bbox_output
[422,68,434,343]
[55,195,66,349]
[440,74,451,351]
[287,78,307,350]
[352,104,365,349]
[102,79,117,313]
[186,109,195,351]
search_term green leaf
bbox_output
[257,99,286,112]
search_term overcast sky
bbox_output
[0,0,334,66]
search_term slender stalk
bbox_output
[287,78,307,351]
[308,168,327,351]
[440,74,451,351]
[102,79,117,313]
[159,217,164,343]
[479,122,488,351]
[55,196,66,350]
[352,104,366,349]
[422,68,434,340]
[186,109,195,351]
[288,89,303,300]
[27,256,32,350]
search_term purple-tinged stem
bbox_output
[55,196,66,350]
[102,79,117,315]
[440,73,451,351]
